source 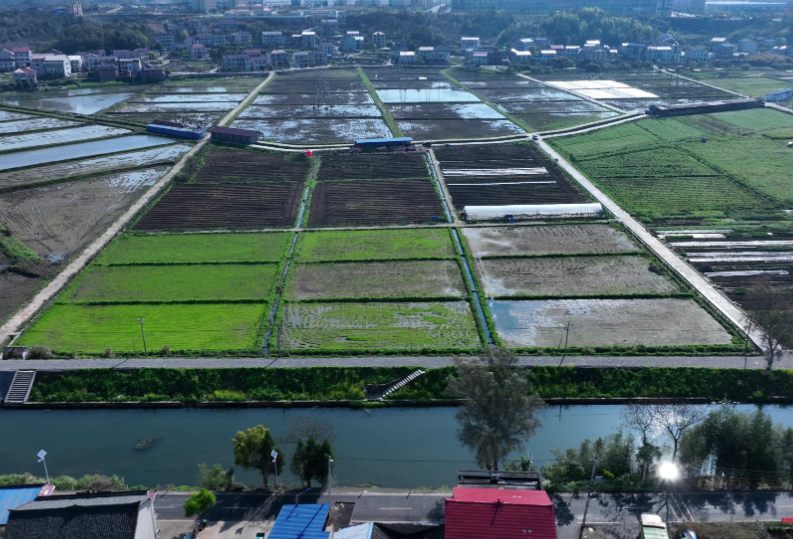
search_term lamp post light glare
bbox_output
[658,461,679,523]
[37,449,50,484]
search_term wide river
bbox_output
[1,404,791,488]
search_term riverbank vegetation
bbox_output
[26,364,793,404]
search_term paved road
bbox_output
[154,489,793,538]
[537,138,766,351]
[0,74,274,347]
[3,354,788,371]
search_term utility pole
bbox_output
[328,457,334,498]
[138,317,147,355]
[580,455,598,539]
[559,322,570,366]
[271,450,278,490]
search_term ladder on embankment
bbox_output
[4,370,35,405]
[365,369,426,401]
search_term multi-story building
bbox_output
[32,54,72,78]
[509,49,532,64]
[372,31,386,48]
[269,49,289,68]
[251,54,269,70]
[118,58,143,72]
[645,45,680,65]
[0,49,15,72]
[472,50,489,64]
[301,31,317,48]
[232,31,252,45]
[564,45,580,59]
[12,46,32,67]
[190,0,216,12]
[321,42,337,58]
[262,31,285,48]
[536,49,556,63]
[619,42,648,60]
[67,55,83,73]
[83,54,116,70]
[292,51,310,68]
[13,67,37,88]
[417,46,451,63]
[113,49,132,59]
[460,37,480,51]
[739,38,758,54]
[581,41,609,63]
[212,34,228,46]
[341,34,359,52]
[319,19,339,37]
[152,34,176,50]
[191,44,208,60]
[194,33,215,47]
[398,51,416,64]
[224,54,251,71]
[684,46,709,62]
[515,38,534,51]
[70,3,83,15]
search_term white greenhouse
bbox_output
[462,203,603,221]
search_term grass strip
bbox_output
[28,365,791,404]
[357,67,404,138]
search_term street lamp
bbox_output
[327,458,334,497]
[658,461,679,523]
[37,450,50,484]
[296,487,311,506]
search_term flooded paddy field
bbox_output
[232,118,391,143]
[0,144,190,191]
[476,255,679,298]
[264,69,367,93]
[398,118,524,139]
[0,167,169,261]
[0,111,32,122]
[377,87,481,103]
[104,111,223,127]
[253,93,375,106]
[133,93,248,103]
[0,117,80,134]
[278,300,480,352]
[462,224,640,257]
[364,67,448,81]
[0,135,175,171]
[240,104,382,119]
[1,87,143,115]
[390,103,506,120]
[114,102,236,113]
[0,124,129,152]
[490,297,734,348]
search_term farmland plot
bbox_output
[65,264,279,303]
[192,147,311,184]
[0,111,31,122]
[462,225,639,257]
[710,108,793,133]
[18,303,266,352]
[253,93,374,106]
[389,103,506,120]
[240,104,382,119]
[0,168,169,260]
[317,153,429,181]
[549,122,660,159]
[376,88,480,104]
[0,118,80,134]
[136,183,304,230]
[114,102,235,113]
[398,119,524,140]
[0,125,129,152]
[490,298,734,348]
[279,301,479,351]
[104,111,224,127]
[134,94,247,103]
[296,229,456,262]
[285,260,466,300]
[307,180,444,227]
[0,145,191,191]
[0,271,42,323]
[447,181,580,208]
[476,256,678,297]
[96,232,291,265]
[231,118,391,144]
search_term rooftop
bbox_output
[450,487,552,506]
[268,504,330,539]
[0,485,45,525]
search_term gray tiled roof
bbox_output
[6,504,139,539]
[13,495,147,511]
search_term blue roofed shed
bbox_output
[0,485,45,525]
[268,504,331,539]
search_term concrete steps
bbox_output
[5,370,35,404]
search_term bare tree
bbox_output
[621,403,661,479]
[446,348,545,471]
[653,404,706,460]
[745,279,793,373]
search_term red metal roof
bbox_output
[445,487,557,539]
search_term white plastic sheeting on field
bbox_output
[462,203,603,221]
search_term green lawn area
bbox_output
[18,303,267,353]
[95,232,291,265]
[294,229,456,262]
[279,301,480,352]
[64,265,279,303]
[704,77,789,98]
[711,108,793,133]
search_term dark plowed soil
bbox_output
[317,154,429,181]
[434,144,543,162]
[136,183,304,230]
[194,147,311,183]
[448,181,583,208]
[308,180,444,226]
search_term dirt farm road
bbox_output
[1,354,789,371]
[0,73,275,347]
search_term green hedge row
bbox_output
[26,366,793,404]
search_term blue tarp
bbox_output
[268,504,330,539]
[0,485,42,525]
[354,137,412,146]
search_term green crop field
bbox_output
[279,301,480,351]
[551,111,792,218]
[295,229,456,262]
[285,260,466,301]
[703,77,789,98]
[711,108,793,133]
[555,122,660,159]
[18,303,267,353]
[65,265,279,303]
[95,233,291,265]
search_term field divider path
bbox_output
[535,138,766,351]
[0,74,275,347]
[517,73,626,114]
[426,149,458,223]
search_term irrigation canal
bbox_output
[3,404,792,488]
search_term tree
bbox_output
[446,348,545,470]
[542,433,636,486]
[197,463,233,491]
[184,488,216,518]
[745,279,793,373]
[621,403,661,479]
[290,437,334,488]
[655,404,706,460]
[232,425,284,487]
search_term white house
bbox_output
[0,49,15,72]
[564,45,580,59]
[301,31,317,48]
[645,45,680,65]
[12,46,32,67]
[509,49,532,65]
[417,46,450,63]
[32,54,71,78]
[372,31,386,48]
[515,38,534,51]
[460,37,480,51]
[68,54,84,73]
[398,50,416,64]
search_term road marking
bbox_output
[379,508,412,510]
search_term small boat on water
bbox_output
[135,437,164,450]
